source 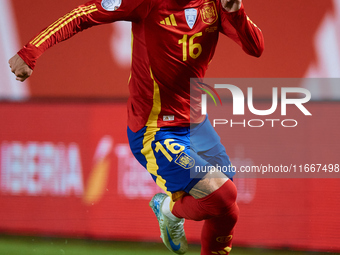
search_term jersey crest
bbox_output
[200,1,218,25]
[175,152,195,169]
[185,8,197,29]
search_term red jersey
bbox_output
[18,0,264,132]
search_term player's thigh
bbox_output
[189,170,228,199]
[191,117,235,179]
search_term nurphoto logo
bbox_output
[199,84,312,128]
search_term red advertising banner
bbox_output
[0,102,339,252]
[1,0,335,99]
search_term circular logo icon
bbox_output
[101,0,122,11]
[216,235,233,243]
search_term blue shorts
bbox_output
[127,117,234,200]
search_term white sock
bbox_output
[161,196,181,221]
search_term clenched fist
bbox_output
[8,54,33,82]
[221,0,242,12]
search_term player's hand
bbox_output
[221,0,242,12]
[8,54,33,82]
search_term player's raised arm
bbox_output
[9,0,149,81]
[219,0,264,57]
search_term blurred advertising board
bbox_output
[0,102,339,252]
[1,0,340,100]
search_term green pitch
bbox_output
[0,235,337,255]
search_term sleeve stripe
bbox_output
[246,16,261,31]
[30,4,98,47]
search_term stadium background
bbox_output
[0,0,340,254]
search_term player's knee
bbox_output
[214,192,239,227]
[226,201,239,226]
[200,180,238,217]
[215,180,238,216]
